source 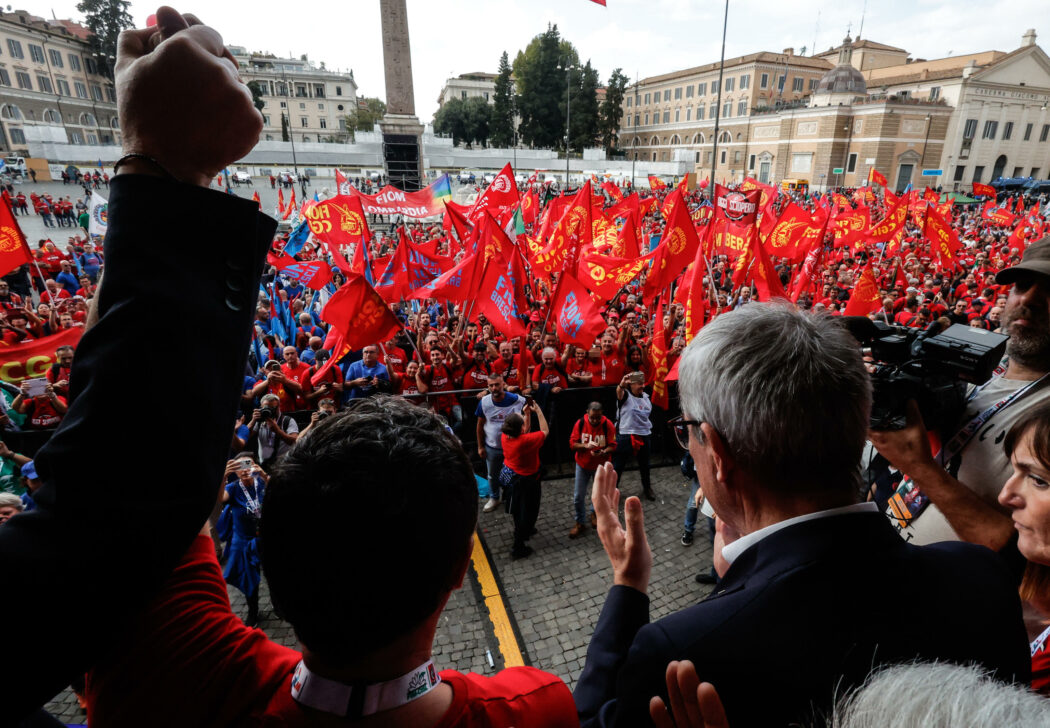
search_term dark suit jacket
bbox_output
[0,175,275,719]
[574,511,1031,727]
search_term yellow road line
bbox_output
[470,531,525,667]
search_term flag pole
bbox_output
[709,0,730,192]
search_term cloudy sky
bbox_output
[39,0,1047,121]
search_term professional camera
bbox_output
[260,406,277,420]
[843,318,1009,432]
[315,410,331,421]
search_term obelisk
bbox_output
[378,0,425,191]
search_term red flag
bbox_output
[600,180,623,202]
[533,181,593,279]
[579,250,654,301]
[972,182,996,199]
[683,259,709,344]
[924,205,961,268]
[588,0,607,5]
[321,275,401,350]
[867,195,908,242]
[649,300,670,409]
[789,235,827,303]
[283,188,296,221]
[868,168,888,187]
[763,202,816,262]
[747,231,787,301]
[612,209,642,259]
[844,264,880,316]
[267,252,334,291]
[335,169,352,195]
[251,191,261,209]
[520,187,540,226]
[407,252,478,304]
[277,188,285,215]
[647,175,667,191]
[550,272,607,348]
[0,200,33,277]
[644,189,702,301]
[475,249,528,338]
[713,184,760,227]
[1017,195,1026,215]
[467,163,519,225]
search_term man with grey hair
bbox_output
[574,303,1029,727]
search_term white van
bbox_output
[2,157,27,178]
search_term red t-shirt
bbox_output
[87,536,575,727]
[23,395,66,429]
[381,345,408,374]
[567,359,595,387]
[570,416,617,470]
[491,358,522,388]
[593,352,625,387]
[501,430,546,476]
[422,363,460,412]
[281,362,314,410]
[531,364,567,389]
[461,362,493,390]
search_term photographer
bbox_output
[247,393,298,469]
[871,236,1050,549]
[12,379,67,430]
[298,398,337,438]
[216,454,268,626]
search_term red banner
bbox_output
[345,175,453,218]
[0,327,82,384]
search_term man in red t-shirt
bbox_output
[591,333,626,387]
[14,379,67,429]
[280,345,313,410]
[531,347,568,392]
[417,347,463,433]
[251,359,299,412]
[460,342,494,395]
[568,402,616,538]
[492,340,525,391]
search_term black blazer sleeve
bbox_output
[0,175,275,718]
[574,585,651,726]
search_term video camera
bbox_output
[843,318,1009,432]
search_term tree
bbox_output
[566,60,600,153]
[600,68,629,154]
[247,81,266,112]
[344,97,387,141]
[513,24,579,150]
[434,97,493,148]
[76,0,133,78]
[490,51,516,148]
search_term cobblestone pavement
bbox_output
[43,465,713,723]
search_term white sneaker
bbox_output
[483,497,499,513]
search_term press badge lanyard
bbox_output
[290,659,441,718]
[890,369,1050,528]
[237,480,261,518]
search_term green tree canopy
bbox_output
[76,0,133,78]
[600,68,629,153]
[490,51,516,148]
[566,60,600,153]
[344,97,387,141]
[434,97,493,148]
[513,24,579,150]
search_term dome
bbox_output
[815,34,867,96]
[815,65,867,95]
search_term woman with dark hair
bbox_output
[998,400,1050,694]
[217,453,269,626]
[500,401,549,560]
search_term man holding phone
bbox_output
[12,379,66,430]
[476,373,526,513]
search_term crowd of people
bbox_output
[8,7,1050,727]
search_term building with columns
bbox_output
[621,31,1050,192]
[229,47,359,144]
[0,8,120,157]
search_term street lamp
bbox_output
[920,114,932,169]
[564,58,573,187]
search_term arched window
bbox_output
[79,112,97,126]
[718,130,731,144]
[670,134,681,145]
[110,116,120,129]
[693,133,705,144]
[632,137,640,147]
[1,104,23,120]
[43,109,61,124]
[650,135,660,146]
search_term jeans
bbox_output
[684,478,700,534]
[611,433,651,492]
[574,464,597,525]
[485,445,505,499]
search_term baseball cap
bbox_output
[21,461,37,480]
[996,236,1050,284]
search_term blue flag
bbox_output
[283,218,310,258]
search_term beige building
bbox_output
[622,50,832,164]
[625,31,1050,192]
[436,72,498,109]
[0,8,120,155]
[230,47,358,144]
